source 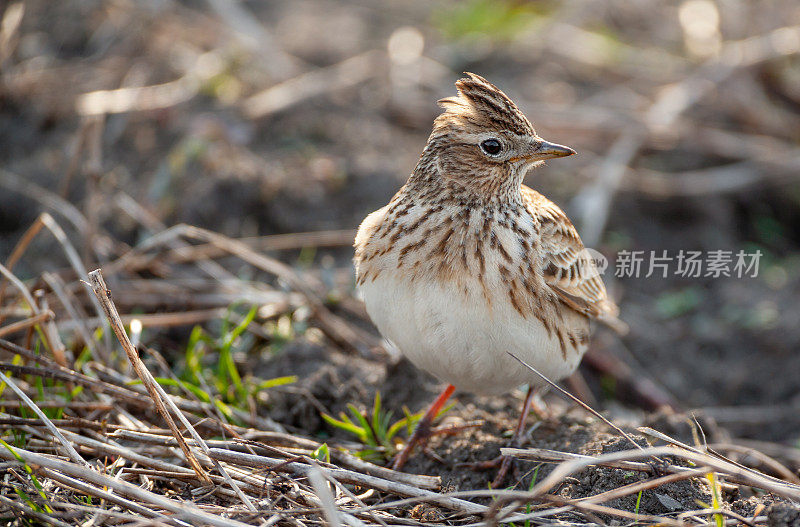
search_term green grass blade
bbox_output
[254,375,297,390]
[371,392,382,437]
[706,473,724,527]
[348,404,377,447]
[321,412,367,440]
[386,417,409,441]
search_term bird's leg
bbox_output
[490,385,537,488]
[461,386,539,487]
[392,384,455,471]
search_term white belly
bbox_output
[359,273,586,395]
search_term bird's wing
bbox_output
[522,186,627,334]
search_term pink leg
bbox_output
[392,384,455,471]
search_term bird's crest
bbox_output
[435,73,536,136]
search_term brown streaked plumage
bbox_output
[353,73,624,485]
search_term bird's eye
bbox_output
[480,139,503,156]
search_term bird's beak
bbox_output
[511,139,576,163]
[530,140,576,160]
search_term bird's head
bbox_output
[416,73,575,203]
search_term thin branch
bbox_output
[87,269,212,485]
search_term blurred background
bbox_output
[1,0,799,445]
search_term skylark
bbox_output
[354,73,624,486]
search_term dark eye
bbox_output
[480,139,503,156]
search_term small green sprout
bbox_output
[321,391,449,462]
[312,443,330,464]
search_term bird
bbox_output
[353,73,624,487]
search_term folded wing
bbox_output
[522,186,628,334]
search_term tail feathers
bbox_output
[598,312,629,336]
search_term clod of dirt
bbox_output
[768,503,800,527]
[409,503,445,522]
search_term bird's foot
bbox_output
[458,454,518,488]
[392,420,480,470]
[391,418,433,471]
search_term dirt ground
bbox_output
[255,338,798,518]
[1,0,800,523]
